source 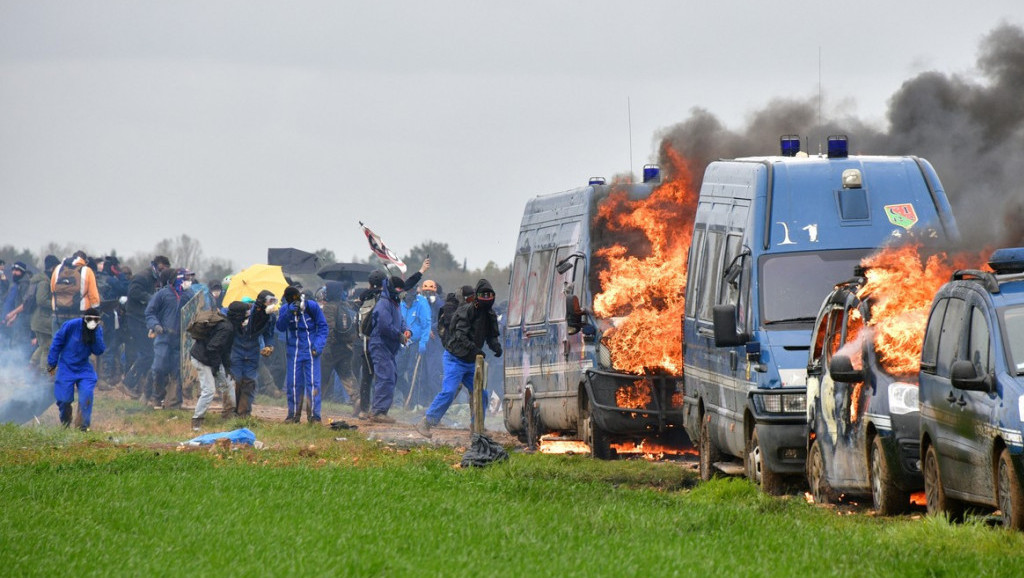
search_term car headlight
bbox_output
[888,382,919,415]
[597,341,612,369]
[756,392,806,414]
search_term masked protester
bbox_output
[49,251,102,329]
[367,276,413,422]
[123,255,169,401]
[417,279,502,438]
[229,291,277,417]
[145,268,195,409]
[189,308,235,431]
[276,286,329,423]
[48,308,106,430]
[397,284,431,405]
[319,282,359,410]
[2,261,33,354]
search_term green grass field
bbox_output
[2,402,1024,577]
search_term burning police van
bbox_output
[683,136,960,493]
[502,166,691,457]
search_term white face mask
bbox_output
[181,280,192,291]
[428,295,436,304]
[85,320,99,330]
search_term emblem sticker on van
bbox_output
[884,204,918,230]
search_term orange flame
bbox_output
[538,436,592,454]
[615,379,653,409]
[610,439,698,460]
[858,243,991,376]
[592,146,698,374]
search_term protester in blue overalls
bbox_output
[276,286,328,423]
[48,308,106,430]
[368,276,410,422]
[227,291,277,418]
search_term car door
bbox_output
[959,299,1000,501]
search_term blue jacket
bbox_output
[232,305,276,362]
[369,278,408,356]
[48,318,106,376]
[145,286,194,345]
[400,294,431,351]
[275,297,329,358]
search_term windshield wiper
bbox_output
[764,317,816,325]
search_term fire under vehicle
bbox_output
[684,136,960,493]
[502,167,688,457]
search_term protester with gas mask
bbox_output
[145,268,194,409]
[228,291,277,418]
[123,255,169,401]
[416,279,502,438]
[48,308,106,430]
[416,279,445,405]
[367,276,411,422]
[276,285,328,423]
[397,283,431,405]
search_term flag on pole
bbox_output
[360,221,407,273]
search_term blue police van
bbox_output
[683,136,960,493]
[919,248,1024,529]
[503,168,687,457]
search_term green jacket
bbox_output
[29,270,53,335]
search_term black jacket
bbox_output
[445,280,501,363]
[190,319,234,372]
[126,270,158,321]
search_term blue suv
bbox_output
[919,247,1024,529]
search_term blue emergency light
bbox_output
[589,177,606,186]
[780,135,800,157]
[827,135,849,158]
[988,247,1024,274]
[642,164,660,183]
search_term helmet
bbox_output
[367,270,386,288]
[421,280,437,292]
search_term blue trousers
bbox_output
[425,351,487,425]
[54,371,96,428]
[369,345,398,415]
[285,353,321,421]
[151,341,182,406]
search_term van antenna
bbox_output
[628,96,634,182]
[817,46,823,156]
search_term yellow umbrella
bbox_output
[222,264,289,305]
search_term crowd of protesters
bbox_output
[1,251,502,432]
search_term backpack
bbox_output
[436,295,459,349]
[357,295,378,338]
[53,265,82,315]
[187,309,226,341]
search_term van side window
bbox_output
[524,249,555,325]
[698,231,725,322]
[810,308,839,368]
[548,247,572,323]
[967,305,992,376]
[720,234,742,306]
[507,253,530,327]
[936,298,965,378]
[685,227,705,318]
[920,298,948,372]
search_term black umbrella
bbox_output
[267,248,321,274]
[316,262,378,283]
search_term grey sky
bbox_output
[1,1,1019,275]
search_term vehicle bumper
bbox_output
[749,388,808,475]
[583,368,685,436]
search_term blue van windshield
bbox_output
[760,249,872,325]
[1000,306,1024,375]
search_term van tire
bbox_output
[923,445,963,522]
[746,426,784,495]
[807,438,836,505]
[581,395,614,460]
[998,449,1024,530]
[870,436,908,516]
[699,418,722,481]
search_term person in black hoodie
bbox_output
[189,311,235,431]
[416,279,502,438]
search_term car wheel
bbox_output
[746,426,784,495]
[807,438,836,505]
[581,395,614,460]
[699,417,722,481]
[997,449,1024,530]
[923,445,963,522]
[870,436,909,516]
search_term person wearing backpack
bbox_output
[49,251,101,330]
[319,281,359,412]
[48,308,106,431]
[276,286,329,423]
[188,308,234,431]
[145,268,195,410]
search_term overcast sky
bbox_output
[1,1,1020,275]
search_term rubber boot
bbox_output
[236,379,255,418]
[59,404,72,428]
[220,390,235,419]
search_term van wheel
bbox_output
[923,445,963,522]
[870,436,908,516]
[807,439,836,505]
[699,418,722,481]
[581,395,614,460]
[746,426,784,495]
[998,449,1024,530]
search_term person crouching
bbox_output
[189,310,235,431]
[48,308,106,431]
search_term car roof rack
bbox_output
[952,269,1000,293]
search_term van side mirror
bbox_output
[828,353,864,383]
[951,359,993,392]
[713,304,748,347]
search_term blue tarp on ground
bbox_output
[185,427,257,446]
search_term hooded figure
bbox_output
[367,276,410,421]
[276,285,329,423]
[144,268,195,409]
[229,292,276,417]
[319,281,359,409]
[48,308,106,430]
[417,279,502,438]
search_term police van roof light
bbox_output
[827,135,849,158]
[987,247,1024,275]
[589,177,606,186]
[780,135,800,157]
[642,164,660,184]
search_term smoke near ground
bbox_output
[0,353,54,425]
[657,23,1024,249]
